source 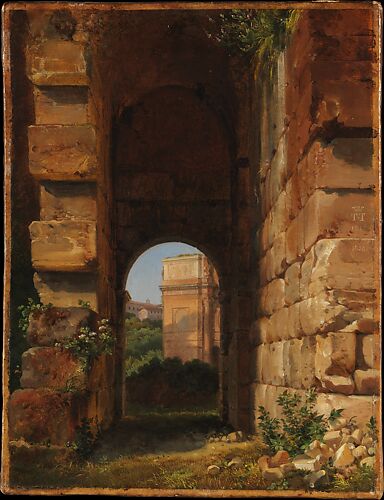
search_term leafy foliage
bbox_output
[126,349,164,376]
[125,316,163,358]
[125,315,164,376]
[330,465,376,492]
[366,416,378,442]
[68,417,100,460]
[18,298,53,334]
[257,388,335,456]
[209,9,300,76]
[56,318,115,372]
[78,299,91,309]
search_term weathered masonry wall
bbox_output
[249,9,380,429]
[8,11,115,445]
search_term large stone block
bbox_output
[303,190,375,251]
[310,239,375,293]
[27,306,94,346]
[259,279,285,316]
[251,317,270,345]
[30,220,96,271]
[316,393,378,428]
[269,341,286,387]
[269,307,289,342]
[34,86,89,125]
[285,262,301,306]
[301,336,317,389]
[286,211,305,264]
[286,302,302,340]
[40,182,97,221]
[358,334,379,369]
[300,246,315,300]
[315,80,373,129]
[269,191,288,244]
[29,125,96,181]
[270,232,286,277]
[299,292,347,337]
[34,272,97,310]
[315,332,356,395]
[285,338,302,388]
[20,347,85,390]
[307,139,375,191]
[8,389,82,445]
[315,332,356,377]
[354,369,380,395]
[28,40,89,86]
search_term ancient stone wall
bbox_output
[8,10,115,445]
[249,9,380,429]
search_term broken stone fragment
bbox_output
[292,454,323,472]
[333,443,355,468]
[352,445,368,460]
[351,428,364,445]
[360,456,375,468]
[257,455,270,472]
[323,430,342,448]
[340,434,355,446]
[270,450,290,467]
[228,457,243,468]
[262,467,284,482]
[361,436,373,448]
[280,462,296,474]
[207,465,220,476]
[321,374,355,395]
[304,469,329,489]
[305,440,332,460]
[367,447,375,456]
[328,418,347,431]
[226,431,245,443]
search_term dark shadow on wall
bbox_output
[9,11,40,392]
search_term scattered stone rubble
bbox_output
[206,418,377,489]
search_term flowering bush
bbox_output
[56,318,115,371]
[18,298,53,334]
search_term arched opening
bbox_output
[123,241,222,423]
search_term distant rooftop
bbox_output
[162,253,202,261]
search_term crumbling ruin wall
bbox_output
[249,8,380,429]
[8,10,115,445]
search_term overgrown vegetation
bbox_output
[55,318,115,372]
[330,464,376,492]
[67,417,100,460]
[17,298,53,334]
[208,9,300,76]
[257,388,343,456]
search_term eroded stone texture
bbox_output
[40,182,97,221]
[354,369,380,395]
[29,125,96,180]
[34,272,97,310]
[27,40,89,85]
[20,347,85,390]
[27,306,93,346]
[8,388,81,444]
[29,220,96,271]
[34,86,89,125]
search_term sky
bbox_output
[126,242,202,304]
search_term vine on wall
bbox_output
[208,9,300,77]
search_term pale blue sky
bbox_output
[126,242,201,304]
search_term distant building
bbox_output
[160,254,220,367]
[124,292,162,321]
